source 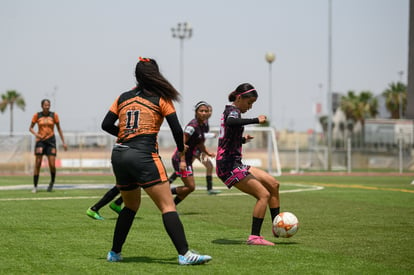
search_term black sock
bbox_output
[162,211,188,255]
[111,207,136,253]
[174,196,182,205]
[169,173,178,183]
[251,217,264,236]
[33,175,39,187]
[115,196,123,205]
[92,186,120,211]
[270,207,280,223]
[50,172,56,184]
[206,175,213,191]
[171,187,177,195]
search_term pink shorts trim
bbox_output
[224,166,250,188]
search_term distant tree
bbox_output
[340,90,378,127]
[319,115,328,132]
[339,90,378,145]
[0,90,26,136]
[319,115,328,144]
[382,82,407,119]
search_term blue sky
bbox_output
[0,0,409,133]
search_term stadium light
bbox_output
[171,22,193,124]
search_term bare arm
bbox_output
[55,122,67,151]
[197,142,215,158]
[29,122,40,139]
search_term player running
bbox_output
[168,103,221,195]
[170,101,216,205]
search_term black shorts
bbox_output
[111,144,168,191]
[34,136,57,156]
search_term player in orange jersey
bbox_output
[29,99,67,193]
[103,57,211,265]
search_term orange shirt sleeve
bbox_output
[53,113,60,124]
[159,98,176,117]
[109,96,120,116]
[31,113,39,124]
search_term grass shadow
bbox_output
[211,238,245,245]
[212,238,299,245]
[274,241,300,245]
[178,211,201,216]
[103,256,177,264]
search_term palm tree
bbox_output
[340,90,378,145]
[340,90,378,124]
[382,82,407,119]
[0,90,26,136]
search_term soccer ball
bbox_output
[272,212,299,238]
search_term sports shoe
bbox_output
[47,183,54,192]
[178,250,212,265]
[246,235,275,246]
[208,189,221,195]
[86,208,104,220]
[31,187,37,193]
[107,251,123,262]
[109,202,122,214]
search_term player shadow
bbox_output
[177,211,201,216]
[274,241,299,245]
[105,216,143,221]
[211,238,246,245]
[102,256,177,265]
[212,238,299,245]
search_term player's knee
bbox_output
[270,178,279,191]
[260,191,271,201]
[204,161,213,169]
[188,184,196,192]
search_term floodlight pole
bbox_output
[327,0,333,171]
[171,22,192,124]
[265,52,276,173]
[398,70,404,119]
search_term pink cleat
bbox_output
[246,235,275,246]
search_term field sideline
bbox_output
[0,174,413,274]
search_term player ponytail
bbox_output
[228,83,258,102]
[135,57,181,102]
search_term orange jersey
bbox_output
[109,90,176,143]
[31,111,60,141]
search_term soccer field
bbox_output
[0,174,413,274]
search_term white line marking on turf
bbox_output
[0,183,324,202]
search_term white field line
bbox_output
[0,183,323,201]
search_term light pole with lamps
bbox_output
[265,52,276,173]
[171,22,192,123]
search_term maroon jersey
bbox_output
[216,105,244,163]
[172,118,206,165]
